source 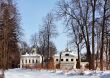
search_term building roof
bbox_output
[21,52,41,57]
[54,48,78,58]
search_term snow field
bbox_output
[4,69,110,78]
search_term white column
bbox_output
[20,58,23,68]
[27,58,29,64]
[24,58,26,64]
[73,58,76,69]
[30,58,32,66]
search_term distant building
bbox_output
[20,48,88,69]
[53,48,78,69]
[20,48,42,68]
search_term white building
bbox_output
[20,52,42,68]
[53,49,78,69]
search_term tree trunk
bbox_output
[59,52,62,69]
[91,0,97,70]
[100,0,107,70]
[76,44,80,69]
[87,44,92,69]
[109,39,110,69]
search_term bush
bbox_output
[48,57,55,69]
[56,64,60,69]
[85,64,89,69]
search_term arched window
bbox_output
[32,59,34,63]
[25,59,27,64]
[29,59,30,63]
[36,60,37,63]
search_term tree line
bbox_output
[20,13,57,69]
[1,0,109,71]
[0,0,21,71]
[54,0,110,70]
[21,0,110,70]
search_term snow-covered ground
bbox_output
[4,69,110,78]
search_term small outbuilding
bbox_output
[53,48,77,69]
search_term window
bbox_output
[76,59,78,61]
[66,59,68,61]
[29,59,30,63]
[56,59,58,61]
[25,60,27,63]
[61,59,63,61]
[71,59,73,61]
[32,59,34,63]
[36,60,37,63]
[65,54,69,56]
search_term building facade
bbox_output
[20,52,42,68]
[53,49,77,69]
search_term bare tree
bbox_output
[34,29,57,68]
[98,0,110,70]
[67,19,84,69]
[90,0,97,70]
[30,33,39,53]
[30,33,38,47]
[20,41,31,55]
[55,0,110,70]
[0,0,21,73]
[40,12,57,69]
[55,0,93,69]
[38,31,46,68]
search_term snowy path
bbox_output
[4,69,110,78]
